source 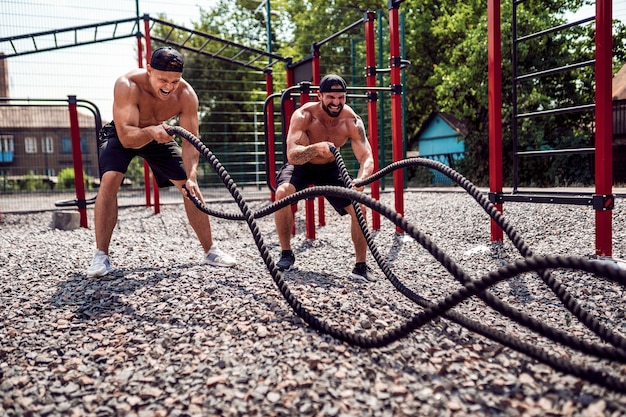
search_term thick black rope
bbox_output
[168,126,626,392]
[356,158,626,355]
[182,135,626,361]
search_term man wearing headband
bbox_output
[273,74,375,282]
[87,46,237,277]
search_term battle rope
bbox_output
[356,158,626,355]
[168,126,626,392]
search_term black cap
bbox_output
[149,47,184,72]
[319,74,347,92]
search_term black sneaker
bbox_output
[351,262,375,282]
[276,250,295,271]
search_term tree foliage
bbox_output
[155,0,626,187]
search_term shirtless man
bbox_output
[87,47,236,277]
[274,74,375,281]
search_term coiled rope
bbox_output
[169,126,626,393]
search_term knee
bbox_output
[99,172,124,191]
[275,184,294,201]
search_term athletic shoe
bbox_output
[205,245,237,267]
[276,250,295,271]
[351,262,375,282]
[87,249,113,277]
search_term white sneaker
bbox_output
[87,249,113,277]
[205,246,237,267]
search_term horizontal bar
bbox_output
[517,103,595,119]
[515,16,595,43]
[516,59,595,82]
[490,192,593,205]
[516,147,595,156]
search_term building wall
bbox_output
[418,115,465,156]
[0,126,99,182]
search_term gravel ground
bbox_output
[1,189,626,417]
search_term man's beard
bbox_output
[322,102,343,117]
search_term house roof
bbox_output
[0,105,96,129]
[613,64,626,100]
[436,112,468,137]
[413,111,468,142]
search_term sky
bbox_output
[0,0,219,121]
[1,0,625,122]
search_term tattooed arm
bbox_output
[285,108,335,165]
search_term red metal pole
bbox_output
[595,0,613,256]
[67,95,88,228]
[312,46,326,227]
[300,86,315,240]
[142,16,161,214]
[388,3,404,232]
[265,69,277,201]
[488,0,504,242]
[139,18,153,209]
[285,66,298,236]
[312,47,321,84]
[365,11,381,230]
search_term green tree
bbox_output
[125,158,145,186]
[401,0,626,185]
[160,0,626,187]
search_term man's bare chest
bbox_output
[308,119,350,145]
[137,101,180,125]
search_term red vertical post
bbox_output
[265,68,277,201]
[300,86,316,240]
[285,66,295,118]
[140,17,153,209]
[488,0,504,242]
[143,16,161,214]
[388,2,404,232]
[365,11,381,230]
[595,0,613,256]
[67,95,88,228]
[312,46,326,227]
[284,66,299,236]
[312,47,321,83]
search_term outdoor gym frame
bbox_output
[266,2,407,240]
[488,0,615,256]
[3,0,614,257]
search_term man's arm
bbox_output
[350,116,374,188]
[177,85,201,182]
[286,109,334,165]
[112,75,172,149]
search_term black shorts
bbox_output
[276,162,352,215]
[97,121,186,188]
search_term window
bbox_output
[42,136,54,154]
[25,137,37,154]
[61,137,71,154]
[0,135,14,163]
[0,135,14,152]
[61,137,88,153]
